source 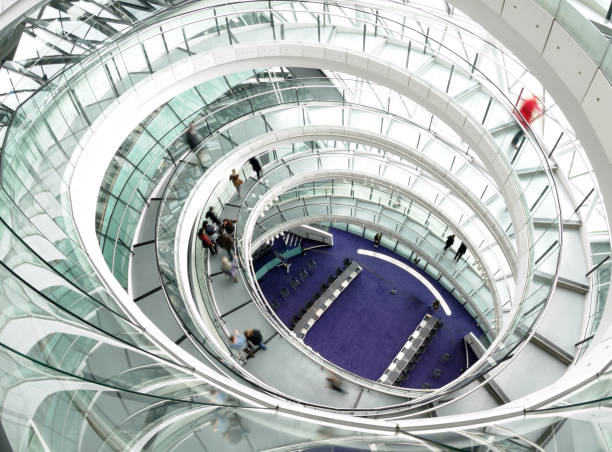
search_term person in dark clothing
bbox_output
[326,373,346,394]
[373,232,382,248]
[443,234,455,253]
[222,218,236,235]
[206,206,222,226]
[186,123,200,151]
[244,328,267,357]
[197,224,217,254]
[249,157,263,179]
[203,221,219,241]
[217,231,235,260]
[454,242,467,262]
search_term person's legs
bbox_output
[226,248,234,261]
[511,130,523,148]
[235,185,241,197]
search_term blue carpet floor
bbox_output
[256,228,482,389]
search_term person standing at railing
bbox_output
[443,234,455,253]
[186,122,201,151]
[326,372,346,394]
[228,330,247,350]
[249,156,263,179]
[197,222,217,255]
[222,218,236,235]
[374,232,382,248]
[244,328,267,357]
[217,231,235,260]
[229,169,244,197]
[221,255,239,283]
[203,221,219,242]
[454,242,467,262]
[206,206,222,227]
[511,95,541,149]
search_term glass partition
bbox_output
[3,0,610,448]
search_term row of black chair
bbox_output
[287,258,353,330]
[311,257,353,299]
[392,321,443,386]
[278,259,317,301]
[291,299,316,329]
[418,354,454,388]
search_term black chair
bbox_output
[271,300,280,310]
[280,287,290,300]
[299,268,309,281]
[343,257,351,266]
[432,369,443,380]
[306,300,314,309]
[314,291,321,299]
[290,277,300,289]
[327,275,335,285]
[408,362,416,371]
[335,267,343,277]
[291,315,300,329]
[308,258,317,269]
[440,353,451,364]
[320,283,329,292]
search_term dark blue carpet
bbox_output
[256,228,483,388]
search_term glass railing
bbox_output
[0,0,607,447]
[187,160,503,403]
[96,69,272,287]
[149,82,527,327]
[231,161,504,333]
[157,128,553,413]
[2,1,566,346]
[276,183,502,319]
[108,79,512,268]
[234,165,559,414]
[254,201,494,327]
[151,92,551,298]
[8,0,612,444]
[1,315,610,451]
[149,58,561,409]
[157,135,514,405]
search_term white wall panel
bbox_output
[501,0,555,53]
[484,0,505,14]
[542,22,598,101]
[581,69,612,164]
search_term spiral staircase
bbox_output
[0,0,611,450]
